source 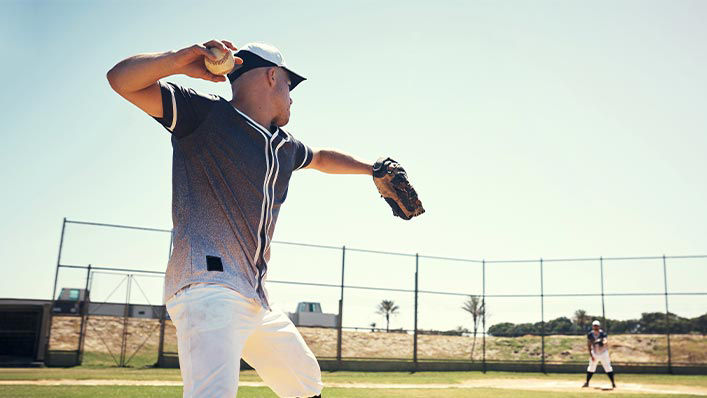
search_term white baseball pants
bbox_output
[588,350,613,372]
[166,283,323,397]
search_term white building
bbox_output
[288,302,338,328]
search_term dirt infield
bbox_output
[2,378,705,395]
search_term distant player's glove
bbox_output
[372,157,425,220]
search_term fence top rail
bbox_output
[63,218,707,264]
[91,270,166,278]
[344,246,417,258]
[53,268,707,296]
[485,255,707,264]
[271,240,342,251]
[66,219,172,234]
[59,263,166,275]
[417,254,483,263]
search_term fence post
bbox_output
[45,217,67,363]
[119,274,132,367]
[540,258,545,373]
[482,259,486,373]
[662,255,672,373]
[413,253,419,368]
[77,264,92,365]
[157,305,167,367]
[600,256,607,331]
[336,246,345,364]
[158,230,173,367]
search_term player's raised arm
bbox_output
[106,40,241,117]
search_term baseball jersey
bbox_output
[587,329,608,354]
[153,81,313,308]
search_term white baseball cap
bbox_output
[592,320,601,326]
[227,42,306,90]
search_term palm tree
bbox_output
[574,309,590,330]
[376,300,399,332]
[462,295,485,360]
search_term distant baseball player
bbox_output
[583,320,616,389]
[107,39,423,398]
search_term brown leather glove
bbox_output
[372,157,425,220]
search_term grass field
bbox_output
[1,367,706,397]
[2,386,704,398]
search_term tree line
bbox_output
[488,309,707,337]
[373,297,706,342]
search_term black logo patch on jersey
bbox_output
[206,256,224,272]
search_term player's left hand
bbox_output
[372,157,425,220]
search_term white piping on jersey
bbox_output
[251,125,271,269]
[295,146,310,170]
[260,130,278,258]
[167,85,178,132]
[230,106,273,269]
[230,107,307,293]
[233,106,272,137]
[264,135,290,261]
[231,106,289,292]
[256,131,291,286]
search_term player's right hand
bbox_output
[172,40,243,83]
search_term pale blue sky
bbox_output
[1,0,705,331]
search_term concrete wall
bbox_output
[290,312,338,328]
[46,351,81,367]
[314,359,707,374]
[86,302,163,319]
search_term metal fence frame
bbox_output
[46,218,707,371]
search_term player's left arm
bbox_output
[305,148,372,175]
[301,146,425,219]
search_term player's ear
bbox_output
[266,67,277,88]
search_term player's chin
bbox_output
[274,114,290,127]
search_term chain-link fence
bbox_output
[46,219,707,371]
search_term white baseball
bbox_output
[204,47,235,75]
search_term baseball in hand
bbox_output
[204,47,235,75]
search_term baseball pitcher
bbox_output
[583,320,616,389]
[107,39,423,398]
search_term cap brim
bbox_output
[284,67,306,90]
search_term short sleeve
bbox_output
[152,81,220,138]
[291,135,313,170]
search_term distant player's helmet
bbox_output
[592,320,601,327]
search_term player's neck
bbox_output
[230,98,275,133]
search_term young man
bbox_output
[107,40,376,397]
[583,320,616,389]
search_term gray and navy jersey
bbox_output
[588,329,608,351]
[153,82,313,308]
